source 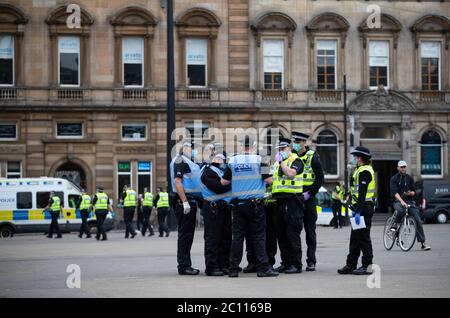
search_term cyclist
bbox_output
[389,160,431,251]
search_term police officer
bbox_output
[200,151,232,276]
[154,187,170,237]
[136,194,144,232]
[91,187,110,241]
[141,187,155,237]
[338,146,376,275]
[332,183,345,229]
[45,191,62,239]
[221,136,278,278]
[78,189,92,238]
[170,140,203,275]
[291,131,324,272]
[272,138,304,274]
[120,185,138,239]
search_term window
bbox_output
[369,41,389,88]
[121,123,147,141]
[421,41,440,91]
[263,39,284,89]
[421,130,442,177]
[0,35,14,86]
[117,161,132,200]
[123,37,144,87]
[361,127,394,140]
[59,36,80,86]
[6,161,21,178]
[56,123,83,138]
[69,194,81,209]
[185,121,209,141]
[317,40,336,90]
[137,161,152,195]
[316,130,338,176]
[37,191,64,209]
[17,192,32,209]
[0,123,17,140]
[186,38,207,87]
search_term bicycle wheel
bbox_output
[399,216,417,252]
[383,216,396,250]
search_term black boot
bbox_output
[337,265,355,275]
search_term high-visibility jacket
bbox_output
[272,154,303,195]
[94,192,108,211]
[200,165,232,203]
[229,154,266,201]
[264,185,276,204]
[79,194,92,210]
[351,164,376,205]
[50,196,61,212]
[299,149,316,186]
[169,155,202,199]
[123,189,137,207]
[332,186,344,201]
[143,192,153,207]
[157,192,170,208]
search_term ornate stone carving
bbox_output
[349,86,416,112]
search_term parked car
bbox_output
[414,180,450,224]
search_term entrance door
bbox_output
[372,160,398,213]
[55,162,86,190]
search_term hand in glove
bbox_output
[183,201,191,214]
[354,212,361,225]
[274,152,282,163]
[302,191,311,201]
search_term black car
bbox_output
[414,180,450,224]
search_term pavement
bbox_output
[0,223,449,298]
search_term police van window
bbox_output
[69,194,80,208]
[37,192,65,209]
[17,192,32,209]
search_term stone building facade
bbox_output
[0,0,449,214]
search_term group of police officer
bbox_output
[170,130,378,277]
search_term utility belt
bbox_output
[231,197,264,209]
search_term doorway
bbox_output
[55,161,86,190]
[372,160,398,213]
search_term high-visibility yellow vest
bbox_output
[272,154,303,194]
[94,192,108,211]
[80,194,91,210]
[264,186,276,204]
[123,189,137,207]
[332,186,344,201]
[157,192,170,208]
[50,196,61,212]
[299,149,316,186]
[351,165,376,205]
[143,192,153,207]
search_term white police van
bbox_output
[316,186,347,226]
[0,177,115,238]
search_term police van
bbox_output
[0,178,115,238]
[315,187,347,226]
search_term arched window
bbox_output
[316,129,338,176]
[421,130,443,176]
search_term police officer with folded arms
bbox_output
[120,185,138,239]
[45,191,62,239]
[221,136,278,278]
[338,146,375,275]
[200,151,232,276]
[91,186,111,241]
[291,131,324,272]
[153,187,170,237]
[78,189,92,238]
[170,140,203,275]
[141,187,155,237]
[272,138,304,274]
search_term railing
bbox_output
[122,89,147,100]
[186,89,211,100]
[261,89,287,101]
[314,90,342,102]
[0,88,17,99]
[57,88,83,100]
[419,91,445,103]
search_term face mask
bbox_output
[191,149,198,158]
[293,143,301,152]
[281,151,289,160]
[350,157,357,166]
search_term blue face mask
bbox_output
[191,149,198,158]
[350,157,357,166]
[293,143,301,152]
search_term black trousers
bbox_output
[157,207,170,235]
[203,201,232,272]
[332,201,343,228]
[393,202,426,243]
[123,207,136,238]
[174,200,197,272]
[346,202,374,268]
[141,206,154,236]
[79,209,91,236]
[48,211,62,237]
[95,210,108,240]
[275,197,304,268]
[303,198,318,265]
[136,207,144,231]
[230,202,269,273]
[247,202,278,267]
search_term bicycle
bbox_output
[383,205,417,252]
